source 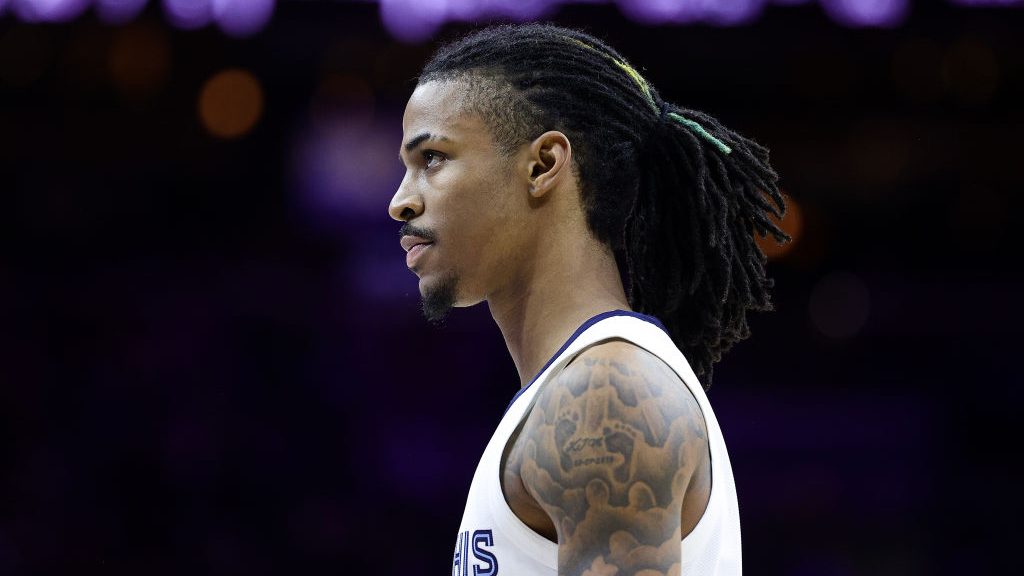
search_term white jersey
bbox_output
[451,310,741,576]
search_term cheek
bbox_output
[433,156,520,269]
[441,185,507,269]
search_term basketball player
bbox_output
[389,23,787,576]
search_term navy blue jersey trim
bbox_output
[501,309,668,416]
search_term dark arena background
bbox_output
[1,1,1021,574]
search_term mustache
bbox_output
[399,222,437,243]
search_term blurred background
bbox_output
[0,0,1021,574]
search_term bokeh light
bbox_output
[495,0,557,21]
[212,0,276,38]
[618,0,713,25]
[0,0,1021,40]
[198,68,265,139]
[820,0,909,27]
[10,0,91,23]
[96,0,149,25]
[163,0,214,30]
[756,194,803,261]
[618,0,766,26]
[379,0,448,43]
[808,271,870,339]
[379,0,553,43]
[442,0,553,21]
[291,111,401,222]
[702,0,767,25]
[108,22,172,101]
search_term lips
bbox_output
[400,235,433,253]
[405,242,432,269]
[401,234,434,269]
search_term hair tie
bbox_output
[567,35,732,155]
[659,101,732,155]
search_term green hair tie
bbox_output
[564,36,732,155]
[666,112,733,155]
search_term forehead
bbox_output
[402,80,491,146]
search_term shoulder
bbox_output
[516,338,706,575]
[531,338,706,464]
[550,338,704,437]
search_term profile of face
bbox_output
[390,80,529,323]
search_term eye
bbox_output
[422,150,445,169]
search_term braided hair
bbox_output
[417,23,789,387]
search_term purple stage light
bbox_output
[96,0,149,24]
[380,0,554,43]
[445,0,487,21]
[11,0,91,22]
[379,0,447,43]
[443,0,555,22]
[212,0,276,37]
[820,0,909,27]
[162,0,213,30]
[493,0,556,21]
[703,0,766,25]
[292,111,404,223]
[617,0,702,25]
[618,0,764,26]
[483,0,557,20]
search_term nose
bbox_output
[388,179,424,222]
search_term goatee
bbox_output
[422,272,458,325]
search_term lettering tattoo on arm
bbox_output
[509,344,708,576]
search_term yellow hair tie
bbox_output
[566,37,658,113]
[566,36,731,155]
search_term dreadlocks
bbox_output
[417,23,789,387]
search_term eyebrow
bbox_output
[401,132,452,158]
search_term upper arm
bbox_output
[516,340,707,576]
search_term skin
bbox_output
[504,341,711,576]
[390,79,711,575]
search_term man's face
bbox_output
[390,80,527,322]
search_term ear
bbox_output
[525,131,572,199]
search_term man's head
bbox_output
[389,23,789,385]
[391,78,578,323]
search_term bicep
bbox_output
[517,347,704,576]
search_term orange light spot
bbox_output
[198,68,264,139]
[756,194,803,261]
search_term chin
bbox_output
[420,271,459,324]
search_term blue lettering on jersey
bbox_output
[472,530,498,576]
[452,530,464,576]
[452,529,498,576]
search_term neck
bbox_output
[487,232,630,387]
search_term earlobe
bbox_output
[527,131,571,199]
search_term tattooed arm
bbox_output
[511,340,709,576]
